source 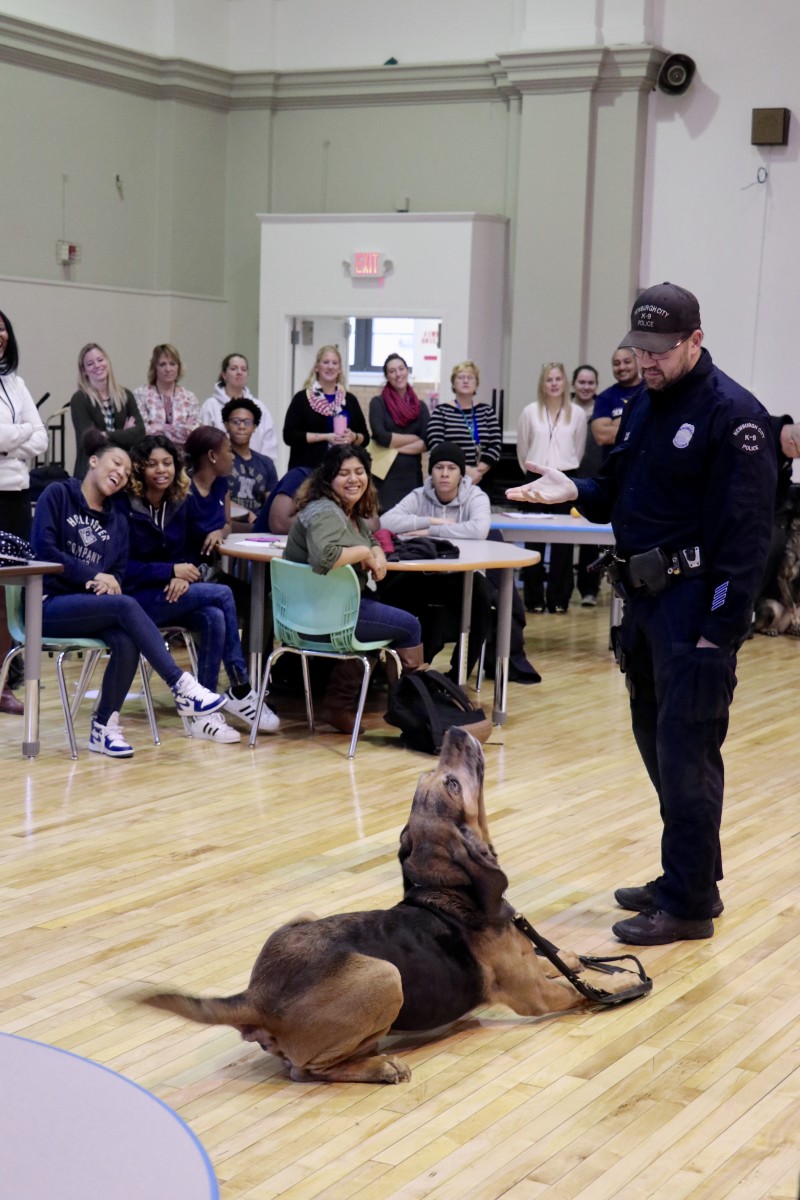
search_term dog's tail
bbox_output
[141,989,263,1028]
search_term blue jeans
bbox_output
[355,596,420,648]
[132,582,248,692]
[42,593,184,724]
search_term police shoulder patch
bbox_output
[730,420,766,454]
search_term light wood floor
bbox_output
[2,594,800,1200]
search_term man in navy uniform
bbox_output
[508,283,776,944]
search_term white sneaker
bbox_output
[171,671,228,717]
[225,688,280,733]
[581,595,597,607]
[189,711,241,743]
[89,712,134,758]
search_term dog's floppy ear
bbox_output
[398,824,413,878]
[458,825,510,919]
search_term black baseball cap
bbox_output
[622,282,702,352]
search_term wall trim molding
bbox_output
[0,15,666,110]
[0,272,226,303]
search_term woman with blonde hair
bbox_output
[70,342,144,478]
[134,343,200,447]
[283,344,370,470]
[425,359,501,490]
[515,361,587,612]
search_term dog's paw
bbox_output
[788,622,800,638]
[542,950,581,977]
[378,1055,412,1084]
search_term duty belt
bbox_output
[597,545,705,599]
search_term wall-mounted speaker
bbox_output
[751,108,791,146]
[657,54,696,96]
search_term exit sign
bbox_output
[349,252,388,278]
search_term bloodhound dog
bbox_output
[142,727,638,1084]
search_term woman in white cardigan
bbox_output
[515,362,587,613]
[0,308,48,714]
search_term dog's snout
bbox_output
[442,727,480,754]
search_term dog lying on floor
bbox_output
[142,728,642,1084]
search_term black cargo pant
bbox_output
[617,578,738,921]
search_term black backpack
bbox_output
[385,669,492,754]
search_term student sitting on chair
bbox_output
[118,432,279,742]
[284,445,424,735]
[31,430,228,757]
[380,442,540,683]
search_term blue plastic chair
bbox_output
[249,559,401,759]
[0,584,167,758]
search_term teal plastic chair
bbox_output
[0,584,162,758]
[249,559,402,758]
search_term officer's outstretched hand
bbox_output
[505,462,579,505]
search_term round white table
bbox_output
[221,534,539,724]
[0,1033,218,1200]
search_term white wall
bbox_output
[2,277,225,472]
[642,0,800,413]
[0,0,654,70]
[3,0,798,441]
[258,214,507,474]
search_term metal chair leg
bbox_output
[0,646,23,698]
[137,657,161,746]
[348,654,372,759]
[248,647,283,748]
[475,640,486,692]
[300,654,314,732]
[70,650,103,718]
[56,651,80,760]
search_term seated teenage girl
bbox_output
[118,433,279,742]
[31,430,226,757]
[182,424,255,652]
[284,444,424,734]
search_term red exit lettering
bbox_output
[354,252,380,276]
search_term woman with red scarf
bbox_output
[368,354,430,512]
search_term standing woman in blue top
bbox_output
[283,345,370,470]
[31,430,227,757]
[425,361,502,492]
[120,433,279,741]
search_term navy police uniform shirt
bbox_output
[575,348,777,649]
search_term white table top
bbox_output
[221,533,540,572]
[1,1033,217,1199]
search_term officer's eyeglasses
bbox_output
[632,337,689,362]
[227,417,255,427]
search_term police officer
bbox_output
[507,283,776,945]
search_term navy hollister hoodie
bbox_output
[115,491,190,595]
[32,477,128,597]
